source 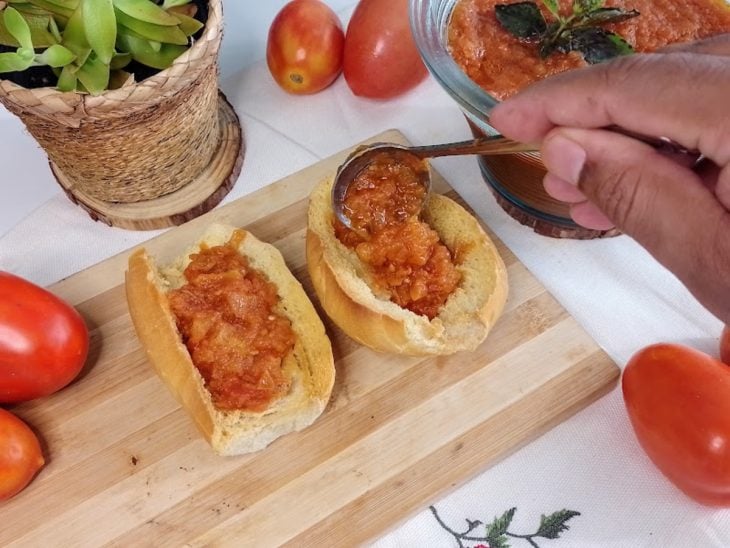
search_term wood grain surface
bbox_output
[1,130,620,547]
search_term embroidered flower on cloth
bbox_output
[430,505,580,548]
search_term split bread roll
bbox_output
[125,223,335,456]
[307,176,509,356]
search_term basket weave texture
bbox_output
[0,0,224,203]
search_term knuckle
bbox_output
[582,162,645,231]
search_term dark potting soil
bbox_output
[1,0,210,90]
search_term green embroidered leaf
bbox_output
[36,42,75,66]
[0,50,33,71]
[535,509,581,539]
[569,27,633,64]
[113,0,180,26]
[495,2,546,40]
[82,0,116,64]
[485,507,516,548]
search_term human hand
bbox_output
[489,35,730,324]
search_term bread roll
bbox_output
[125,223,335,456]
[307,176,508,356]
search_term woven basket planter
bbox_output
[0,0,244,230]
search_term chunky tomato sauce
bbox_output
[168,241,294,412]
[448,0,730,99]
[334,153,461,319]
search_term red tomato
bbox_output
[343,0,428,99]
[0,408,44,501]
[266,0,345,94]
[721,325,730,365]
[622,343,730,506]
[0,271,89,403]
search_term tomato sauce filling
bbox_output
[334,153,461,319]
[168,241,294,412]
[448,0,730,100]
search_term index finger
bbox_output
[489,50,730,163]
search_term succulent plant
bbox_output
[0,0,204,94]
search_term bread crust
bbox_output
[306,176,508,356]
[125,224,335,456]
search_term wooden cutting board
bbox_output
[2,129,619,547]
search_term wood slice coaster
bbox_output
[52,91,244,231]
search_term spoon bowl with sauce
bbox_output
[332,129,700,232]
[332,135,536,231]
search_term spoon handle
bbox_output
[406,126,699,159]
[408,135,537,158]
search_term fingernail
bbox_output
[542,134,586,186]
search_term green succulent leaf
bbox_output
[75,51,109,93]
[113,0,180,26]
[117,30,185,68]
[25,0,73,20]
[81,0,116,64]
[6,3,49,17]
[0,49,33,71]
[109,50,130,68]
[162,0,191,9]
[36,42,75,66]
[0,11,56,48]
[3,6,33,50]
[115,8,187,44]
[56,63,77,90]
[172,12,202,36]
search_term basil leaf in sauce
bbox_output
[495,2,547,40]
[495,0,639,64]
[569,28,634,63]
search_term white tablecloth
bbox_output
[1,16,728,548]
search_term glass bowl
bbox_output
[409,0,620,239]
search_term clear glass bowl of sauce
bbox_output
[409,0,730,239]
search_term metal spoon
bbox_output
[332,128,700,230]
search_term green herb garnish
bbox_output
[495,0,639,63]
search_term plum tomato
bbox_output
[622,343,730,506]
[0,271,89,403]
[343,0,428,99]
[721,325,730,365]
[266,0,345,95]
[0,408,44,501]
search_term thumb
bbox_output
[541,128,730,320]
